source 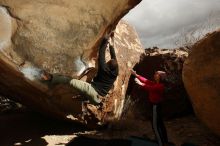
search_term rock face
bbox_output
[0,0,143,126]
[126,48,192,119]
[183,30,220,136]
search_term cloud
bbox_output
[124,0,220,48]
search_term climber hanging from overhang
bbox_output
[39,31,119,105]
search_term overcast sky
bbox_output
[124,0,220,48]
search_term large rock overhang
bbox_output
[0,0,143,125]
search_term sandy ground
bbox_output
[93,116,220,146]
[0,111,220,146]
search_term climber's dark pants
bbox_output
[152,104,168,146]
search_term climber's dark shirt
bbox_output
[91,38,118,96]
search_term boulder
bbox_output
[0,0,143,126]
[126,48,192,119]
[183,30,220,136]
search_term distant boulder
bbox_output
[126,48,192,119]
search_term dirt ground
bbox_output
[92,115,220,146]
[0,111,220,146]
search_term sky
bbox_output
[124,0,220,48]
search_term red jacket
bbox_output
[137,75,165,104]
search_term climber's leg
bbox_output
[70,79,101,105]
